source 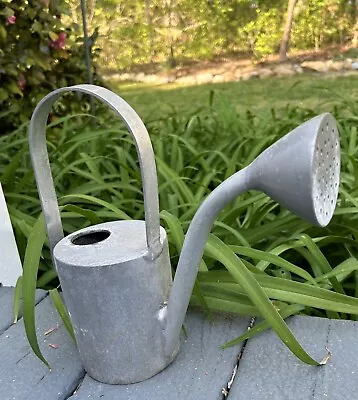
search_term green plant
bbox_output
[239,8,282,59]
[0,0,101,134]
[70,0,358,69]
[2,90,358,367]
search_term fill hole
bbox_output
[72,230,111,246]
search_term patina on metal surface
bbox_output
[29,84,340,385]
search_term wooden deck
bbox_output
[1,287,358,400]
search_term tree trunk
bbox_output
[167,0,176,67]
[145,0,154,62]
[87,0,96,26]
[353,0,358,46]
[279,0,298,62]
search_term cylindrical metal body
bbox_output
[53,220,180,384]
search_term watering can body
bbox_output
[29,85,181,384]
[29,84,341,385]
[54,220,179,384]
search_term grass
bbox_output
[110,74,358,121]
[2,75,358,367]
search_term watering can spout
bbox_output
[163,112,340,358]
[163,168,252,357]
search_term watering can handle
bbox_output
[29,84,161,258]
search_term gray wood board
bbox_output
[70,311,251,400]
[228,315,358,400]
[0,286,47,335]
[0,295,84,400]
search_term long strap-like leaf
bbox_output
[22,214,50,368]
[205,234,325,366]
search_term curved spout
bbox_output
[163,113,341,357]
[163,166,252,357]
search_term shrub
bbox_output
[0,0,101,134]
[238,8,282,59]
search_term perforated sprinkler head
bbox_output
[312,116,340,226]
[249,113,340,227]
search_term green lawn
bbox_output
[109,73,358,120]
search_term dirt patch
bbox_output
[101,46,358,85]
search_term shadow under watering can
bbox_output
[28,85,341,384]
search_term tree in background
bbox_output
[279,0,298,61]
[6,0,356,77]
[352,0,358,46]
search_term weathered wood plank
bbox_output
[0,295,84,400]
[70,311,251,400]
[228,315,358,400]
[0,287,47,335]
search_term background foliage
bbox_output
[67,0,358,69]
[0,0,101,134]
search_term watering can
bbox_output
[29,85,340,384]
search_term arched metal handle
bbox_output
[29,84,161,259]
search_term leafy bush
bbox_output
[2,90,358,366]
[0,0,101,134]
[239,8,282,59]
[291,0,354,50]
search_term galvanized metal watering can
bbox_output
[29,85,341,384]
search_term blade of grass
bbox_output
[49,289,76,342]
[205,234,323,365]
[222,304,305,348]
[22,214,49,368]
[13,276,23,323]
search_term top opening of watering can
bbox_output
[71,230,111,246]
[53,220,168,267]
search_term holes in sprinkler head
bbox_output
[72,230,111,246]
